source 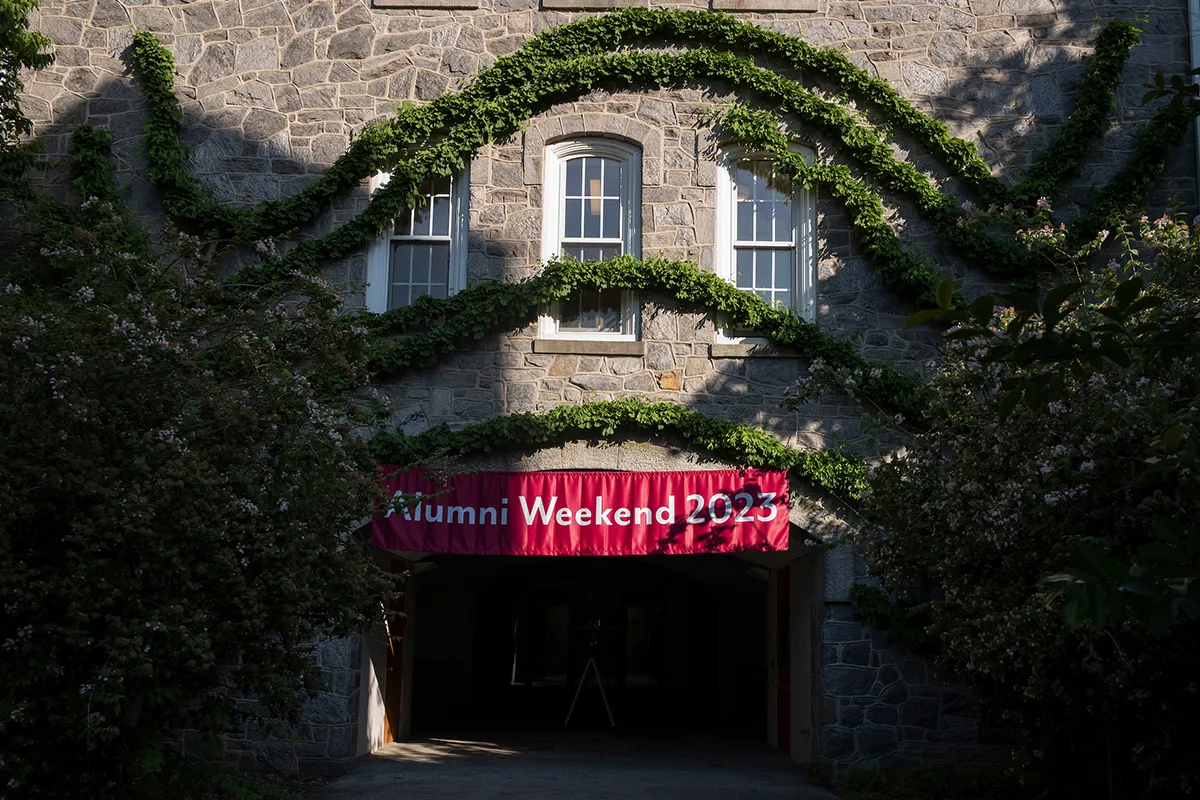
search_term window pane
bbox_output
[777,202,792,242]
[757,201,775,243]
[410,245,430,283]
[583,199,602,238]
[430,244,450,286]
[603,159,621,197]
[559,288,622,332]
[566,159,583,196]
[390,242,412,283]
[564,199,582,239]
[735,165,753,201]
[395,209,413,237]
[431,175,451,196]
[389,283,410,309]
[584,158,603,198]
[736,249,753,288]
[736,202,754,241]
[755,250,772,290]
[774,249,792,291]
[735,159,794,244]
[563,244,622,262]
[411,205,431,236]
[602,199,620,239]
[431,195,450,237]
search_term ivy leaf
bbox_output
[1041,281,1084,331]
[969,294,997,324]
[904,308,947,329]
[1163,424,1184,451]
[997,387,1024,421]
[935,277,954,310]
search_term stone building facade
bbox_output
[24,0,1196,780]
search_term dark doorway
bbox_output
[410,555,767,741]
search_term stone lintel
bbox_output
[709,343,799,358]
[533,339,646,356]
[711,0,820,11]
[541,0,648,7]
[373,0,480,8]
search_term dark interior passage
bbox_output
[410,555,767,740]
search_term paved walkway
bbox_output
[312,733,838,799]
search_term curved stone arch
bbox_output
[519,103,667,191]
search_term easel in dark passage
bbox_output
[564,652,616,728]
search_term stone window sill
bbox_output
[373,0,480,8]
[709,343,799,359]
[374,0,817,8]
[533,339,646,356]
[710,0,820,10]
[541,0,648,7]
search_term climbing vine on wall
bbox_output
[371,398,871,501]
[124,11,1158,298]
[75,9,1198,479]
[360,254,929,419]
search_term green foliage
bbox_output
[123,13,1158,308]
[840,764,1027,800]
[370,397,870,501]
[0,131,389,797]
[1067,100,1193,249]
[847,584,937,653]
[864,214,1200,797]
[0,0,53,203]
[126,9,1008,244]
[358,254,928,420]
[1014,20,1141,203]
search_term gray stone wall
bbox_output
[167,636,362,776]
[21,0,1197,775]
[24,0,1195,458]
[816,604,1008,778]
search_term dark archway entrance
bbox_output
[409,555,767,741]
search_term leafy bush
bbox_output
[855,213,1200,799]
[0,139,390,796]
[839,764,1027,800]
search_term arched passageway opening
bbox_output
[410,554,768,741]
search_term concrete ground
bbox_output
[311,732,839,799]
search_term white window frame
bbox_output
[365,166,469,314]
[714,146,817,344]
[538,137,641,341]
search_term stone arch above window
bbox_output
[522,113,664,190]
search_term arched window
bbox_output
[539,138,641,341]
[366,168,469,313]
[715,147,816,341]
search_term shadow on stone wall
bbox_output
[13,2,1199,773]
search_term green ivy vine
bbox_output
[1013,19,1140,204]
[370,398,870,501]
[361,254,929,420]
[95,9,1188,492]
[124,11,1156,302]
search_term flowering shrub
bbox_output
[855,214,1200,798]
[0,166,390,794]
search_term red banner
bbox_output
[372,468,789,556]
